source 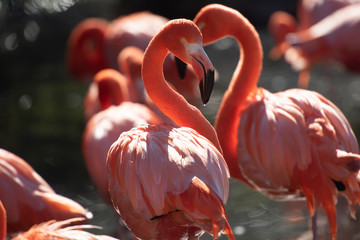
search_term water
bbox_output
[2,1,360,239]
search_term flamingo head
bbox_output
[268,11,297,43]
[66,18,110,81]
[94,69,130,110]
[193,4,235,45]
[159,19,215,104]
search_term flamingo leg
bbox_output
[312,209,318,240]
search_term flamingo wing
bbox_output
[237,88,360,237]
[11,217,117,240]
[237,88,312,198]
[82,102,162,204]
[107,124,230,239]
[0,149,91,233]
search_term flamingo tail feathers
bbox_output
[172,176,235,240]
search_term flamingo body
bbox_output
[82,68,162,204]
[0,149,91,234]
[83,102,162,204]
[106,19,234,239]
[104,11,168,69]
[238,88,360,202]
[285,3,360,75]
[194,4,360,239]
[268,0,360,87]
[268,0,359,59]
[297,0,359,29]
[108,124,230,239]
[6,217,117,240]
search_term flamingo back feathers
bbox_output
[11,217,118,240]
[82,102,162,204]
[107,124,231,239]
[0,149,91,233]
[237,88,360,239]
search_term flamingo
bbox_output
[82,68,162,205]
[82,69,164,239]
[82,47,144,123]
[268,0,360,87]
[106,19,234,240]
[66,11,201,106]
[117,46,146,104]
[10,218,118,240]
[284,3,360,88]
[83,47,175,123]
[0,200,117,240]
[268,0,359,59]
[0,148,92,234]
[194,4,360,240]
[83,67,130,122]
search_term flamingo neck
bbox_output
[213,9,263,180]
[142,40,222,152]
[96,70,130,110]
[79,28,108,74]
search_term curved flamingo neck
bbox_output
[202,6,263,180]
[142,30,222,153]
[217,11,263,104]
[96,69,130,110]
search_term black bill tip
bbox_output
[192,55,215,105]
[199,68,215,105]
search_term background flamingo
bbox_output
[0,200,117,240]
[82,68,162,205]
[83,67,130,122]
[106,19,234,240]
[268,0,359,59]
[194,4,360,240]
[117,46,146,104]
[83,47,175,123]
[10,218,118,240]
[0,148,92,234]
[268,0,360,88]
[284,3,360,88]
[66,11,201,106]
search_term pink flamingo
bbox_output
[82,68,162,205]
[82,69,165,239]
[117,46,146,104]
[268,0,358,59]
[83,47,180,123]
[106,19,234,239]
[0,200,117,240]
[194,4,360,240]
[66,11,201,106]
[268,0,360,87]
[0,148,92,234]
[284,3,360,88]
[10,218,118,240]
[83,67,130,122]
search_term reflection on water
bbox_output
[2,1,360,239]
